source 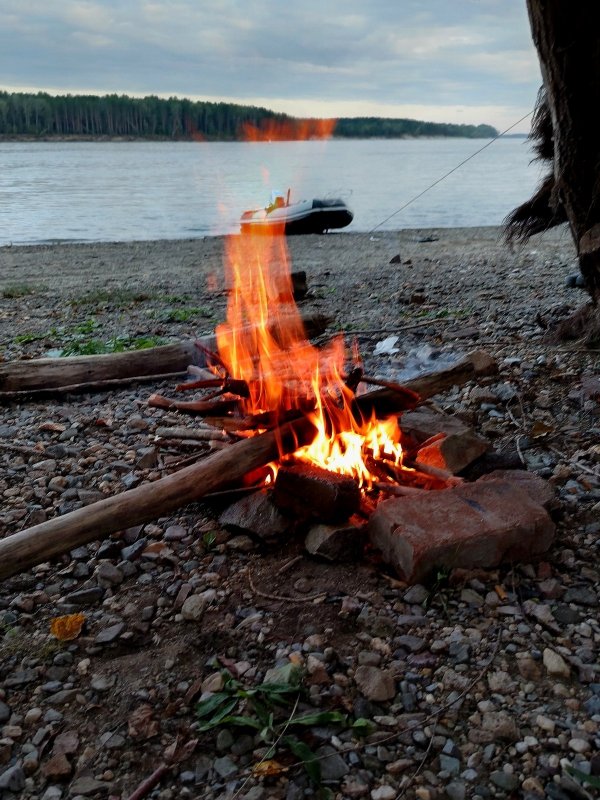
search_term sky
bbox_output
[0,0,541,133]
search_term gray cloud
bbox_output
[0,1,541,129]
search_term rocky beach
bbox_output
[0,227,599,800]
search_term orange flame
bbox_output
[241,117,336,142]
[216,228,403,489]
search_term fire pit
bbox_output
[0,229,557,583]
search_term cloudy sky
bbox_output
[0,1,541,133]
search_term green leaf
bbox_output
[565,765,600,789]
[218,715,263,730]
[290,711,347,727]
[195,697,239,730]
[195,692,232,719]
[351,717,376,736]
[284,736,321,785]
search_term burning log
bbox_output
[0,416,316,582]
[272,463,361,523]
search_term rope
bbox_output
[369,110,534,234]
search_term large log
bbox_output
[0,312,330,397]
[0,416,316,581]
[0,342,201,394]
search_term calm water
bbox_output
[0,138,543,246]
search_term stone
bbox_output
[213,756,237,778]
[181,594,207,622]
[272,463,361,523]
[219,490,295,540]
[371,786,396,800]
[69,775,110,795]
[0,702,10,723]
[304,515,367,561]
[354,666,396,702]
[416,430,489,475]
[42,751,72,779]
[65,587,105,606]
[543,648,571,679]
[0,764,25,792]
[315,744,349,781]
[369,472,555,583]
[95,622,125,644]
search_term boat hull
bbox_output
[240,198,353,235]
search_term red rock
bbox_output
[41,751,72,779]
[368,473,555,583]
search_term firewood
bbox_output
[272,463,361,523]
[0,312,330,397]
[0,416,317,581]
[0,343,201,394]
[147,394,238,415]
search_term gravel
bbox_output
[0,227,599,799]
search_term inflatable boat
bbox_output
[240,192,353,235]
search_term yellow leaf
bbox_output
[50,613,86,641]
[252,760,288,777]
[494,584,507,601]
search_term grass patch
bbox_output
[13,317,166,355]
[150,306,213,323]
[60,333,166,356]
[69,289,194,308]
[1,283,44,298]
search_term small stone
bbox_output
[0,702,10,723]
[354,666,396,702]
[69,775,110,795]
[490,770,519,791]
[42,751,72,779]
[95,622,126,644]
[371,786,396,800]
[0,764,25,792]
[181,594,207,622]
[543,648,571,678]
[569,738,591,753]
[315,744,349,781]
[213,756,237,778]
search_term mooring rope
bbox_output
[368,110,534,234]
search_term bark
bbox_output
[526,1,600,300]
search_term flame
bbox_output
[241,117,336,142]
[216,226,403,490]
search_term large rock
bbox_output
[219,490,295,540]
[368,471,555,583]
[304,515,367,561]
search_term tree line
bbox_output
[0,91,498,140]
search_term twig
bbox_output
[0,371,186,401]
[126,763,169,800]
[248,569,326,603]
[231,694,300,800]
[340,318,457,336]
[396,713,440,799]
[374,482,427,496]
[515,434,527,466]
[276,555,304,575]
[411,460,462,484]
[547,445,600,478]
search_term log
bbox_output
[355,350,495,415]
[0,417,316,581]
[0,343,201,394]
[0,312,330,397]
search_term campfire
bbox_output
[150,227,459,517]
[0,226,558,586]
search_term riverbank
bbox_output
[1,228,599,800]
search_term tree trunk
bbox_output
[526,1,600,301]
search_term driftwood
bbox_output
[0,417,316,581]
[0,311,330,398]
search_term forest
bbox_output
[0,91,498,140]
